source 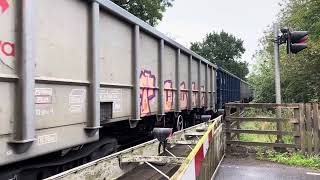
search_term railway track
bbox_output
[118,144,194,180]
[45,116,223,180]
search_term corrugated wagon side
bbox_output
[216,68,241,109]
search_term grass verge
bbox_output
[257,150,320,170]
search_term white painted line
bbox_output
[306,172,320,176]
[211,154,225,180]
[165,149,177,158]
[145,161,170,179]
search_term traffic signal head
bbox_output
[288,31,308,54]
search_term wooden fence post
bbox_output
[299,103,306,154]
[305,104,312,154]
[225,105,231,153]
[236,106,240,140]
[313,103,319,154]
[293,108,301,150]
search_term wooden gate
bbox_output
[225,103,320,154]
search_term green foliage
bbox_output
[190,31,249,79]
[257,150,320,170]
[111,0,174,26]
[249,0,320,103]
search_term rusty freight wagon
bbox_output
[0,0,251,179]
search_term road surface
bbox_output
[215,156,320,180]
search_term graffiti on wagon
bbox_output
[0,40,14,57]
[164,80,173,112]
[140,70,156,116]
[0,0,9,14]
[0,39,15,69]
[180,81,188,109]
[0,0,15,69]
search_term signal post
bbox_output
[273,23,308,144]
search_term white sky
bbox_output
[156,0,282,71]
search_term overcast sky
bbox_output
[156,0,282,70]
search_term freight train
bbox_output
[217,68,253,110]
[0,0,253,179]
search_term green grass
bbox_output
[239,121,293,144]
[238,108,294,144]
[257,150,320,170]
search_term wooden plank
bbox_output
[226,103,300,109]
[226,129,293,136]
[293,108,301,148]
[230,121,238,128]
[230,111,238,116]
[289,118,300,124]
[305,104,313,154]
[313,103,319,154]
[225,106,231,152]
[225,117,293,122]
[299,104,306,154]
[227,140,298,148]
[231,133,237,140]
[318,103,320,131]
[236,107,240,140]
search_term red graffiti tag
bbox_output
[0,40,15,57]
[140,70,156,116]
[164,80,173,112]
[180,82,188,109]
[0,0,9,14]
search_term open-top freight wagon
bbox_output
[0,0,252,179]
[216,68,253,109]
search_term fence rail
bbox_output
[225,103,320,154]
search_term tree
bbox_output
[190,31,249,79]
[249,0,320,103]
[111,0,174,26]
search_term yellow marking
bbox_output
[170,116,222,180]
